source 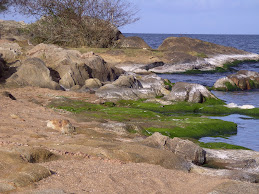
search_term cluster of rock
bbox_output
[119,37,259,74]
[143,132,259,183]
[214,70,259,91]
[0,40,218,103]
[0,43,124,90]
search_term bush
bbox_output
[29,16,121,47]
[12,0,139,48]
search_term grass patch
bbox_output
[143,117,237,139]
[198,142,251,150]
[48,98,259,150]
[163,79,174,90]
[49,98,241,140]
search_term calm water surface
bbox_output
[125,33,259,150]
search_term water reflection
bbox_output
[200,114,259,151]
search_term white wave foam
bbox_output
[225,103,255,109]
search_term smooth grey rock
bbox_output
[96,87,158,101]
[7,58,62,90]
[113,75,142,89]
[85,78,102,89]
[164,82,216,103]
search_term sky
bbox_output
[1,0,259,34]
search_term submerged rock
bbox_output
[214,70,259,91]
[164,82,216,103]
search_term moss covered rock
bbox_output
[214,70,259,91]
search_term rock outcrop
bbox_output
[26,44,124,89]
[119,36,151,49]
[7,58,62,90]
[158,37,246,55]
[214,70,259,91]
[0,149,51,192]
[118,37,259,74]
[164,82,216,103]
[0,20,28,41]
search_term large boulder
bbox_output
[136,73,170,96]
[214,70,259,91]
[167,137,206,165]
[142,133,206,165]
[7,58,62,90]
[84,78,102,89]
[112,75,142,89]
[164,82,216,103]
[26,44,124,88]
[83,53,123,82]
[0,42,22,62]
[119,36,151,49]
[95,74,166,100]
[56,63,90,89]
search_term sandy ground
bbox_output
[15,158,228,194]
[0,86,257,193]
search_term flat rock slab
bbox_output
[0,149,51,192]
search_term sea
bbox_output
[125,33,259,151]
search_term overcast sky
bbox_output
[1,0,259,34]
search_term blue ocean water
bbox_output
[125,33,259,150]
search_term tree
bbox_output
[0,0,9,12]
[10,0,139,47]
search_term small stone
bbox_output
[10,114,19,119]
[47,119,75,134]
[2,91,16,100]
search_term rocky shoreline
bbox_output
[0,20,259,193]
